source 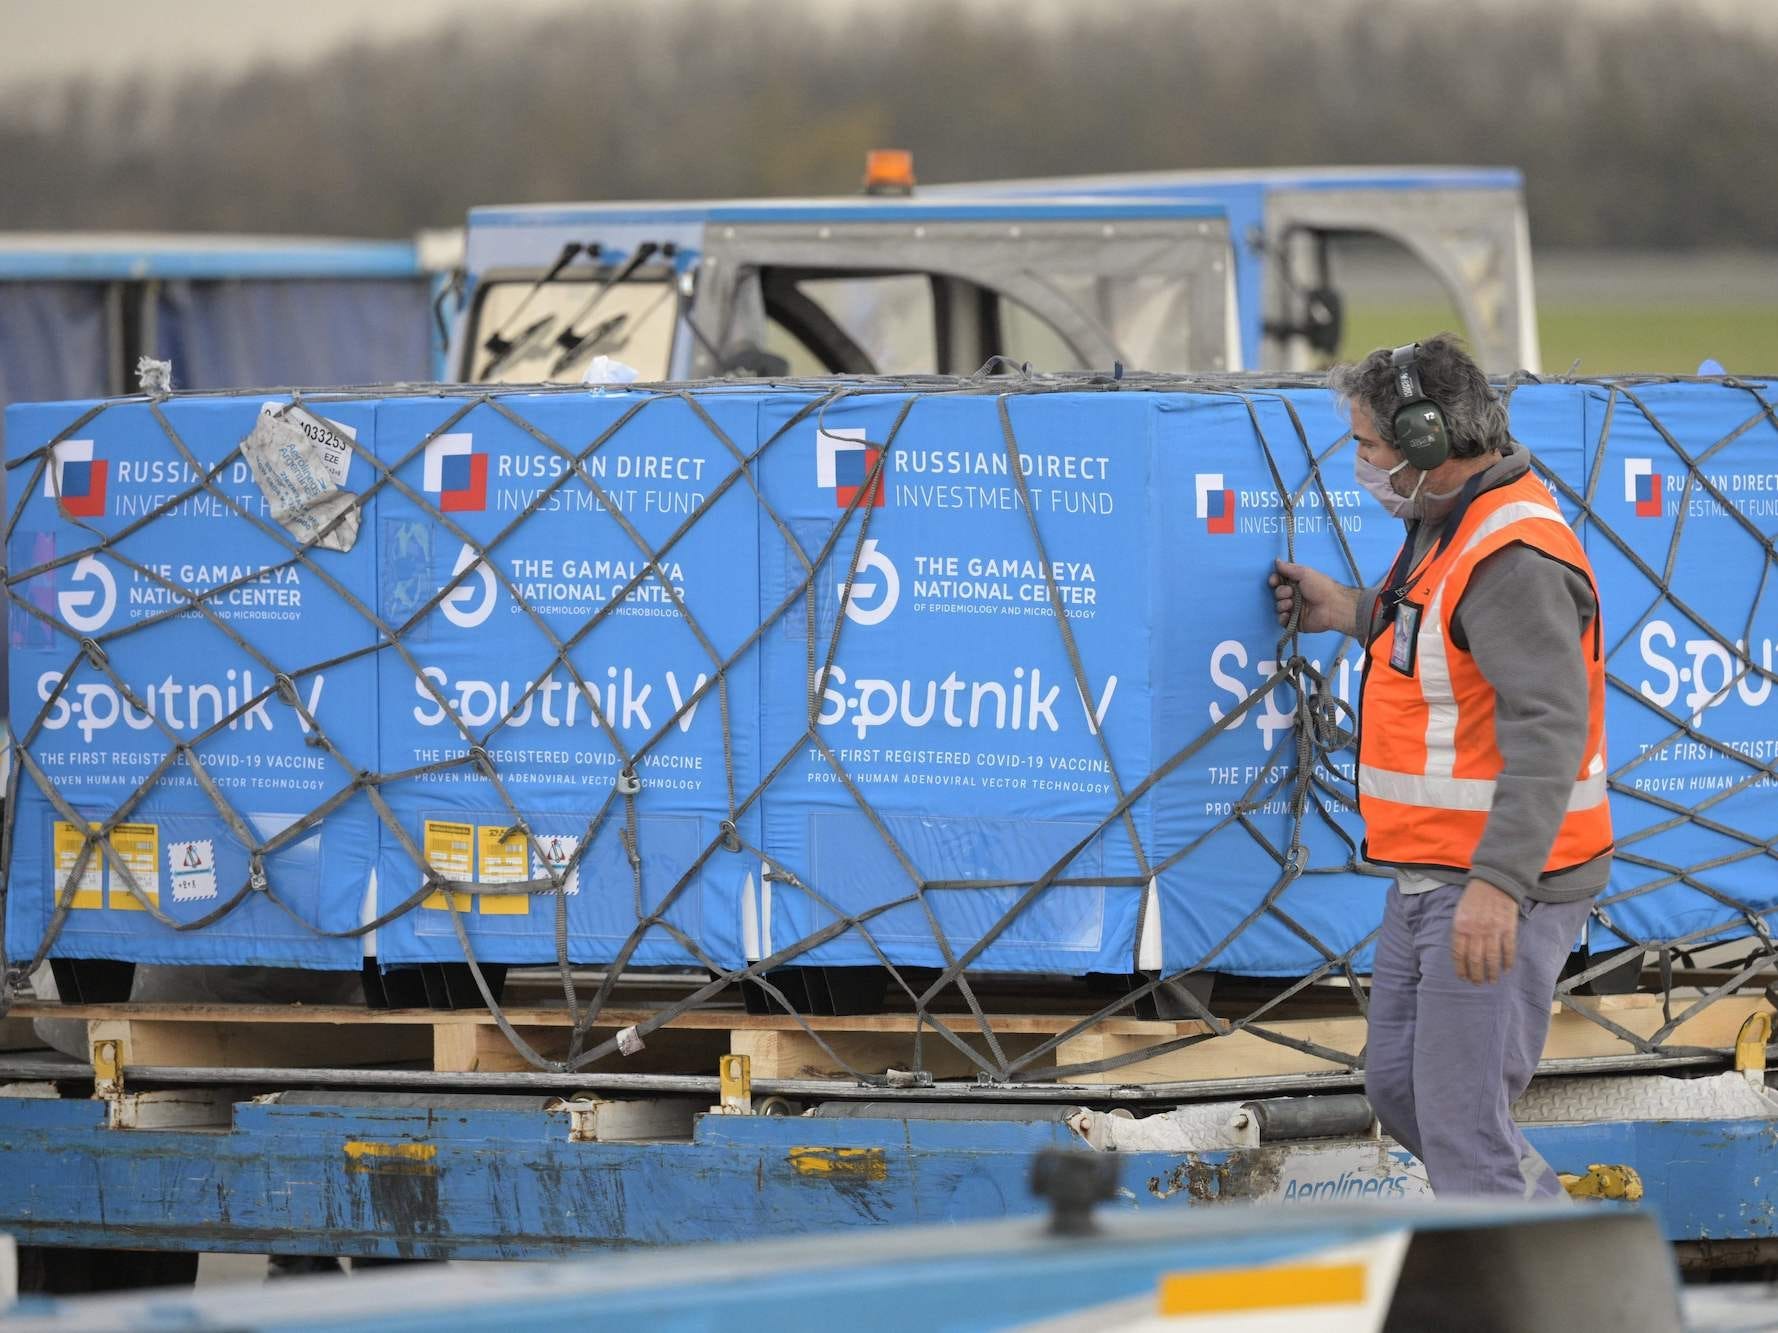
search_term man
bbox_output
[1268,335,1612,1198]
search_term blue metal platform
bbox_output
[0,1182,1690,1331]
[1,1092,1774,1260]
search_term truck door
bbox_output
[1259,184,1540,374]
[689,209,1236,378]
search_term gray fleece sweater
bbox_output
[1355,444,1611,905]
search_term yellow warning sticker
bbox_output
[107,823,160,912]
[52,822,105,911]
[477,824,529,916]
[421,819,475,911]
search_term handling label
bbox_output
[169,839,219,902]
[420,818,474,910]
[259,402,358,490]
[532,833,581,897]
[477,824,530,916]
[51,822,105,910]
[106,822,160,911]
[240,405,361,553]
[419,818,541,916]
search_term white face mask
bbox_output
[1355,455,1425,519]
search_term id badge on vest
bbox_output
[1389,601,1422,676]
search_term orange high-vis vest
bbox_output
[1358,470,1613,877]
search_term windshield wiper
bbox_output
[548,313,631,378]
[481,314,560,381]
[478,241,597,375]
[548,241,662,376]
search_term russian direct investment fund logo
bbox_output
[423,433,489,512]
[1624,458,1663,518]
[42,439,107,518]
[1195,472,1236,534]
[816,427,886,509]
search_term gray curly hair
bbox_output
[1328,333,1510,458]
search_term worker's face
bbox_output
[1351,406,1415,498]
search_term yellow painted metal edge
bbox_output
[1157,1261,1366,1315]
[343,1140,438,1163]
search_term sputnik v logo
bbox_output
[42,439,108,518]
[423,433,489,513]
[816,427,887,509]
[1195,472,1236,534]
[1624,459,1662,518]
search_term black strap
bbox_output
[1431,470,1492,557]
[1373,523,1423,632]
[1374,470,1495,633]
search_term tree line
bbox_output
[3,0,1774,249]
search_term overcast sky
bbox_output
[5,0,1775,88]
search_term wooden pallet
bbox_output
[8,991,1765,1085]
[6,1001,1173,1081]
[1052,993,1767,1084]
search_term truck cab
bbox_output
[447,165,1539,384]
[933,165,1542,374]
[450,195,1238,383]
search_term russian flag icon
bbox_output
[424,434,489,513]
[833,445,885,509]
[438,451,488,512]
[1624,459,1662,519]
[1206,487,1236,534]
[43,440,108,518]
[1196,472,1236,534]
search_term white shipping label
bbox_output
[532,834,581,896]
[169,839,219,902]
[240,406,361,553]
[259,401,358,488]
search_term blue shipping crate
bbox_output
[1141,383,1594,976]
[6,377,1770,985]
[753,389,1160,975]
[371,390,763,969]
[1576,379,1778,952]
[1148,387,1392,978]
[4,395,380,969]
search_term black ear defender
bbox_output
[1390,343,1451,471]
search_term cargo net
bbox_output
[3,370,1776,1089]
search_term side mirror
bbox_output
[1264,285,1344,360]
[1302,285,1344,357]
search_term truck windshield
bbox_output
[755,268,1098,376]
[1041,273,1196,373]
[465,272,679,383]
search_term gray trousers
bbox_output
[1363,882,1593,1198]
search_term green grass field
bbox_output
[1340,304,1778,377]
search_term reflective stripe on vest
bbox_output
[1358,470,1613,876]
[1418,499,1573,777]
[1359,760,1609,813]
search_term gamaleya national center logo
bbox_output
[816,427,886,509]
[424,433,489,512]
[42,440,107,518]
[1195,472,1235,534]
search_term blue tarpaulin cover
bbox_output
[5,397,380,968]
[5,378,1775,985]
[754,390,1155,975]
[370,391,762,968]
[154,280,433,391]
[1573,381,1778,951]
